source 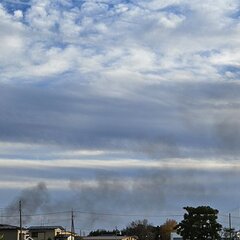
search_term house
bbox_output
[28,226,65,240]
[170,232,182,240]
[82,236,138,240]
[0,224,28,240]
[54,231,77,240]
[54,233,74,240]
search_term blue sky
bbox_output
[0,0,240,231]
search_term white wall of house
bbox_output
[170,232,182,240]
[30,228,63,240]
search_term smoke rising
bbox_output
[50,169,214,229]
[1,168,220,230]
[3,182,49,225]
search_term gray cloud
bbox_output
[0,82,240,159]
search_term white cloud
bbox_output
[13,9,23,19]
[0,0,239,85]
[0,6,26,66]
[158,12,185,28]
[0,178,70,189]
[26,46,78,77]
[210,48,240,66]
[0,158,239,171]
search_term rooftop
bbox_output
[28,226,65,231]
[0,224,26,230]
[83,236,137,240]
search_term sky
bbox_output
[0,0,240,232]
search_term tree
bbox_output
[221,227,236,240]
[176,206,222,240]
[122,219,156,240]
[89,229,120,236]
[159,219,177,240]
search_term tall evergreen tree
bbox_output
[176,206,222,240]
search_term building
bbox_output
[170,232,182,240]
[82,236,138,240]
[0,224,28,240]
[54,234,72,240]
[28,226,65,240]
[54,231,77,240]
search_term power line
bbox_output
[0,210,70,218]
[0,209,184,219]
[74,210,183,218]
[2,208,236,220]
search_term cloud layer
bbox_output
[0,0,240,229]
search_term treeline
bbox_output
[89,218,177,240]
[89,206,237,240]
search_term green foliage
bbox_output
[176,206,222,240]
[122,219,156,240]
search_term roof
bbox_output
[83,236,137,240]
[0,224,26,230]
[28,226,65,231]
[55,235,70,239]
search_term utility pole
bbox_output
[0,208,3,224]
[71,209,75,240]
[19,201,22,240]
[229,213,232,240]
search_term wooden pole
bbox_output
[19,201,22,240]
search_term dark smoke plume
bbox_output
[3,182,49,225]
[1,172,216,230]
